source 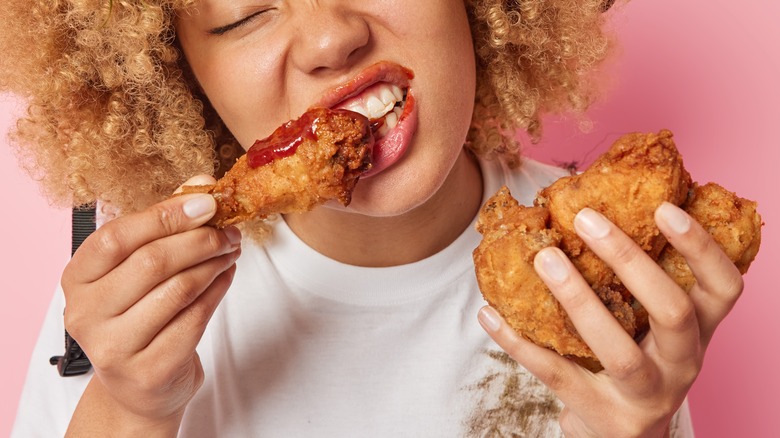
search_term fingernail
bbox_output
[657,202,691,234]
[537,248,569,283]
[575,208,611,239]
[224,226,242,246]
[183,195,216,219]
[478,306,502,332]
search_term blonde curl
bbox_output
[466,0,617,166]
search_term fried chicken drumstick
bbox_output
[180,107,374,228]
[473,130,762,371]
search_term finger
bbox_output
[121,248,241,351]
[144,262,237,365]
[533,247,645,376]
[477,306,599,412]
[655,202,744,343]
[66,250,240,386]
[66,193,217,285]
[573,208,700,365]
[172,174,217,195]
[99,225,241,315]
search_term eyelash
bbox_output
[209,10,269,36]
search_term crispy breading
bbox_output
[659,182,762,291]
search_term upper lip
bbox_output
[313,61,414,109]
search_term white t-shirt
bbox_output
[12,157,694,437]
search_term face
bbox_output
[175,1,477,217]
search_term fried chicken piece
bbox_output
[536,130,692,290]
[473,130,762,372]
[473,188,577,357]
[659,182,762,291]
[473,187,640,370]
[181,107,373,228]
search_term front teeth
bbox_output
[340,83,406,121]
[366,95,393,120]
[376,106,403,138]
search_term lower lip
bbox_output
[361,92,418,179]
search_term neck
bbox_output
[283,150,483,267]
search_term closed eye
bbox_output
[208,10,270,36]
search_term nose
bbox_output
[290,6,370,74]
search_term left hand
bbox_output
[478,202,744,437]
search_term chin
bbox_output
[336,173,436,217]
[346,160,458,218]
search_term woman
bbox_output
[4,0,738,436]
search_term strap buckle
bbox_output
[49,333,91,377]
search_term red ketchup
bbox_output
[247,110,322,168]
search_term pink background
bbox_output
[1,0,777,435]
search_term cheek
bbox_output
[200,62,271,148]
[189,45,288,150]
[420,43,476,160]
[413,5,476,130]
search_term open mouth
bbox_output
[335,82,410,140]
[314,61,417,178]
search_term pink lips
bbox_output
[360,91,417,178]
[314,61,418,178]
[315,61,414,109]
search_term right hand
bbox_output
[62,175,241,423]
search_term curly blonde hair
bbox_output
[0,0,618,213]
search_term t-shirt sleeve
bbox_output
[11,286,91,438]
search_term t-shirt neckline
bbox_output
[260,158,508,307]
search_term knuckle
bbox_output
[610,239,643,266]
[92,227,125,259]
[658,299,697,331]
[536,364,569,392]
[217,251,240,273]
[180,302,213,331]
[62,308,84,339]
[137,244,171,278]
[190,365,205,393]
[607,350,645,380]
[203,228,225,253]
[163,275,202,310]
[169,361,204,395]
[679,363,701,385]
[151,203,184,236]
[60,273,84,305]
[60,265,78,293]
[723,274,745,301]
[560,285,592,313]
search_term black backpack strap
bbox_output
[49,206,96,377]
